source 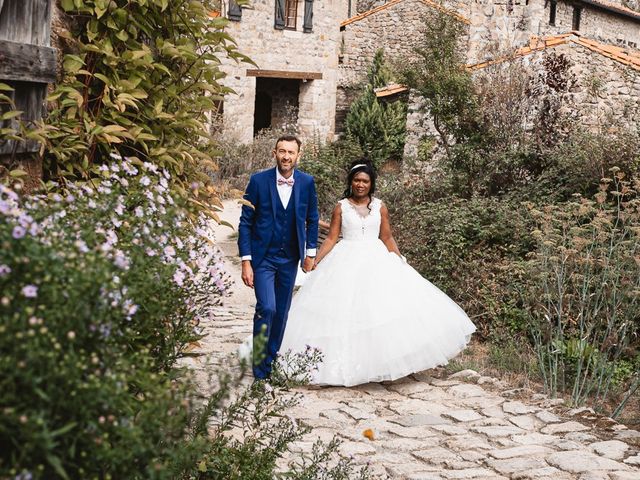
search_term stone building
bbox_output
[468,32,640,129]
[215,0,639,146]
[467,0,640,63]
[336,0,469,132]
[217,0,344,144]
[393,31,640,158]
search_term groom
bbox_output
[238,135,319,380]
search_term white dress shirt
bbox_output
[241,169,316,261]
[276,169,294,209]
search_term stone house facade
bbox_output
[446,0,640,64]
[336,0,469,132]
[538,0,640,48]
[217,0,344,144]
[395,32,640,158]
[468,33,640,130]
[216,0,639,147]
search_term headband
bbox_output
[350,163,367,172]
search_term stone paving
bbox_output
[186,200,640,480]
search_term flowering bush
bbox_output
[523,169,640,413]
[0,160,231,478]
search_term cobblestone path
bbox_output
[186,200,640,480]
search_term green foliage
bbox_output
[300,137,362,218]
[0,161,230,478]
[401,11,477,151]
[37,0,250,204]
[384,178,533,334]
[522,170,640,412]
[345,50,407,167]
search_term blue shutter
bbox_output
[275,0,285,29]
[228,0,242,21]
[303,0,313,33]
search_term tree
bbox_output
[345,50,407,167]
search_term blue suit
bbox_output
[238,167,319,379]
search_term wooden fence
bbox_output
[0,0,56,156]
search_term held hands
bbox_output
[302,256,315,273]
[241,260,254,288]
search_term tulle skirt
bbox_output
[280,238,476,386]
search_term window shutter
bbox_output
[228,0,242,21]
[274,0,286,29]
[303,0,313,33]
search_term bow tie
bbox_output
[277,177,294,187]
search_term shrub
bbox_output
[522,169,640,414]
[300,138,363,218]
[0,160,229,478]
[345,50,407,168]
[385,181,534,336]
[27,0,249,207]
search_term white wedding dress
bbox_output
[279,197,476,387]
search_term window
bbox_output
[284,0,297,29]
[549,0,557,26]
[572,6,582,31]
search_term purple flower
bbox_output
[0,264,11,277]
[140,176,151,187]
[74,239,89,253]
[123,300,138,318]
[22,285,38,298]
[113,250,129,270]
[12,226,26,239]
[173,270,185,286]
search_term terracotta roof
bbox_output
[209,10,221,18]
[576,0,640,22]
[340,0,470,28]
[375,82,409,97]
[467,33,640,72]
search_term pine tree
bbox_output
[345,50,407,167]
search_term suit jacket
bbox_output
[238,167,319,268]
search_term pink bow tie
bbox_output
[277,177,294,186]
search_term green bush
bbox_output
[385,181,534,336]
[345,50,407,168]
[0,160,228,478]
[30,0,249,206]
[300,138,363,218]
[521,170,640,413]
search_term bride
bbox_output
[279,159,476,387]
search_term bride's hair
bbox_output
[343,158,377,209]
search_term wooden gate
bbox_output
[0,0,56,156]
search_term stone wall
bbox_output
[537,0,640,48]
[402,38,640,164]
[220,0,341,144]
[557,43,640,129]
[467,0,545,64]
[339,0,468,88]
[472,40,640,132]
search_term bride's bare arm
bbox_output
[379,203,402,257]
[314,203,342,266]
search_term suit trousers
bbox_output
[252,251,299,379]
